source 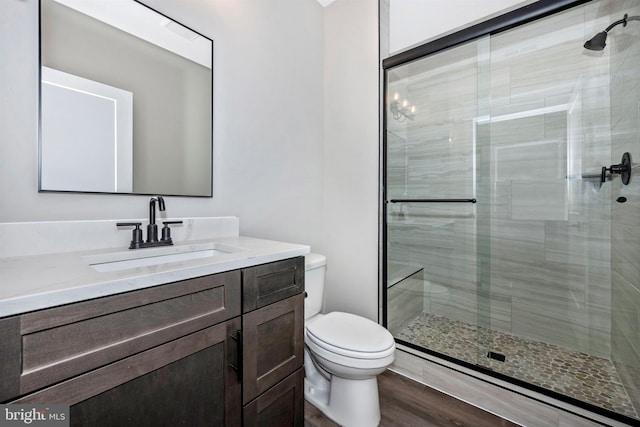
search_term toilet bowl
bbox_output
[304,254,396,427]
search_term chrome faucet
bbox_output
[147,196,166,243]
[117,196,182,249]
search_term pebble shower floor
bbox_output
[396,313,638,419]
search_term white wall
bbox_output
[1,0,381,324]
[0,0,324,251]
[389,0,532,54]
[322,0,380,321]
[1,0,536,326]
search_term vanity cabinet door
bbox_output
[13,318,242,427]
[243,368,304,427]
[242,293,304,405]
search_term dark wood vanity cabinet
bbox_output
[241,257,305,427]
[0,256,305,427]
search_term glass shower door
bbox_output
[384,36,488,367]
[383,0,640,421]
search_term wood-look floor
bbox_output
[304,370,519,427]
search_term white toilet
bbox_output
[304,253,396,427]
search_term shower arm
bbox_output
[604,14,640,33]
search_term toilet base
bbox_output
[304,375,381,427]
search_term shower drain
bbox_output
[487,351,507,362]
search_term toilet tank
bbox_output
[304,253,326,320]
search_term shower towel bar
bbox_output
[388,198,476,203]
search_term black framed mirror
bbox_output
[39,0,213,197]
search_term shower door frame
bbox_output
[380,0,636,424]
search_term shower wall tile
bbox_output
[491,182,512,219]
[387,221,479,307]
[430,287,479,325]
[611,223,640,286]
[511,295,611,357]
[483,293,512,332]
[504,50,588,108]
[489,66,510,107]
[492,258,585,302]
[612,272,640,354]
[389,145,475,198]
[585,263,612,307]
[488,217,546,242]
[546,110,572,139]
[388,208,481,327]
[612,303,640,412]
[387,274,424,335]
[421,250,478,291]
[486,222,545,274]
[608,112,640,179]
[492,208,610,355]
[576,105,611,161]
[610,76,640,133]
[611,272,640,410]
[490,115,547,147]
[567,180,612,223]
[543,220,611,265]
[511,180,567,220]
[511,61,583,108]
[494,141,566,181]
[489,96,547,120]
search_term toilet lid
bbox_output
[306,312,395,356]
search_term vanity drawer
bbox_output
[242,257,304,312]
[0,270,241,401]
[243,367,304,427]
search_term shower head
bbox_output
[584,31,608,50]
[584,14,640,51]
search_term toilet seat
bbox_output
[305,312,395,360]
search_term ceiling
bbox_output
[316,0,337,7]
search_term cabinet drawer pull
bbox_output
[229,330,243,381]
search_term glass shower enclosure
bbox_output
[382,0,640,423]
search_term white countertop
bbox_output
[0,236,310,318]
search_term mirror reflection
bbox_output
[39,0,213,196]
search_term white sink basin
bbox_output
[84,242,245,272]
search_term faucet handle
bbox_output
[161,221,183,244]
[117,222,142,227]
[117,222,144,249]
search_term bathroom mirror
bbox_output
[39,0,213,197]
